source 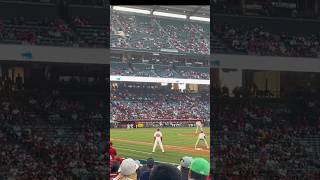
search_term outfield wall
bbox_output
[111,119,209,128]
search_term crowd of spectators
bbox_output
[178,69,209,79]
[109,142,211,180]
[212,0,320,58]
[213,23,320,57]
[159,21,209,54]
[0,128,51,179]
[212,87,320,179]
[111,62,209,79]
[154,66,179,78]
[0,16,107,48]
[111,55,209,67]
[111,12,209,55]
[212,0,318,19]
[1,125,107,179]
[111,84,209,122]
[0,77,107,179]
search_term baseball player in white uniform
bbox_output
[152,128,164,153]
[195,131,209,149]
[195,120,203,134]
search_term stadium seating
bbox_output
[212,1,320,58]
[110,60,209,79]
[211,94,320,179]
[110,62,134,76]
[212,0,317,18]
[0,16,107,48]
[110,12,209,54]
[0,79,107,179]
[71,16,107,48]
[212,23,320,57]
[111,85,209,123]
[176,66,209,79]
[131,63,158,77]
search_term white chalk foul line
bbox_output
[111,138,210,153]
[116,147,153,155]
[116,147,179,165]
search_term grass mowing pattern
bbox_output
[111,127,210,164]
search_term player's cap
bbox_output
[118,158,139,176]
[157,128,160,131]
[190,158,210,176]
[146,158,154,166]
[180,156,192,168]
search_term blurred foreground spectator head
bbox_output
[189,158,210,180]
[146,158,154,169]
[180,156,193,169]
[149,163,182,180]
[111,160,120,174]
[135,160,143,168]
[179,156,193,180]
[116,158,139,180]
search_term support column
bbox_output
[315,0,319,18]
[241,0,246,15]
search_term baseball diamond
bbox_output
[110,127,210,164]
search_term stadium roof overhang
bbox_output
[111,5,209,22]
[110,75,210,85]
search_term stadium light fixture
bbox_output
[189,16,210,22]
[113,6,151,14]
[153,11,187,19]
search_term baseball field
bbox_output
[110,127,210,164]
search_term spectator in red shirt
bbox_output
[109,141,117,160]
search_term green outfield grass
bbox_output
[110,127,210,164]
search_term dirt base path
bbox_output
[111,138,209,156]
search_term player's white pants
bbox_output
[195,125,203,133]
[152,139,164,152]
[195,138,209,149]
